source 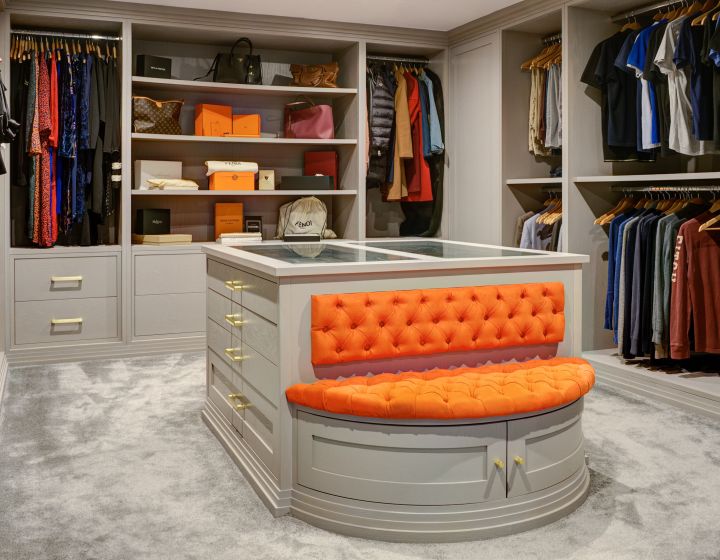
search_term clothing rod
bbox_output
[367,54,429,65]
[611,0,684,23]
[610,185,720,192]
[542,32,562,45]
[11,29,122,41]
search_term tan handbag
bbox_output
[132,96,184,135]
[290,62,339,88]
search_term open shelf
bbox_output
[130,189,357,196]
[506,178,562,185]
[131,133,357,146]
[132,76,357,97]
[574,172,720,184]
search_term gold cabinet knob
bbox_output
[494,459,505,469]
[514,456,525,465]
[224,348,245,362]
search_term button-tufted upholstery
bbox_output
[311,283,565,366]
[286,358,594,419]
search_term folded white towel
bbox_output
[205,161,259,176]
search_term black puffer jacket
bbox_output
[368,66,394,151]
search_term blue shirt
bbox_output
[627,24,661,146]
[419,72,444,155]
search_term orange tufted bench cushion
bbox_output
[311,283,565,366]
[286,358,595,420]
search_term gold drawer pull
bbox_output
[50,275,83,283]
[514,456,525,465]
[224,314,246,328]
[228,393,244,400]
[224,348,245,362]
[224,280,244,292]
[494,458,505,470]
[51,317,83,325]
[235,402,254,411]
[227,393,253,410]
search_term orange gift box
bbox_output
[195,104,232,136]
[215,203,244,238]
[209,171,255,191]
[232,114,261,137]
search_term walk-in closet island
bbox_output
[201,239,591,541]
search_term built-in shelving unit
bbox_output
[574,172,720,183]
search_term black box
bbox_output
[135,209,171,235]
[277,176,334,190]
[136,55,172,79]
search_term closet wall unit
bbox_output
[0,0,449,365]
[449,0,720,418]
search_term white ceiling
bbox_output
[109,0,523,32]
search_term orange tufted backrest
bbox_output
[311,282,565,366]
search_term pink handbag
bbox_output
[284,100,335,139]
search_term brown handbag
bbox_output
[132,96,184,135]
[290,62,339,88]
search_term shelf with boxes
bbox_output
[129,24,362,244]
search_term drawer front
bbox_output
[15,256,118,301]
[207,289,232,333]
[230,304,279,364]
[207,259,237,297]
[507,399,585,498]
[15,297,119,345]
[230,270,278,324]
[135,254,206,296]
[134,293,205,337]
[241,340,280,406]
[242,379,278,477]
[297,411,507,506]
[208,350,238,424]
[207,319,233,367]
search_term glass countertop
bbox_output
[355,240,540,259]
[233,243,420,264]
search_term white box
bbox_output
[258,169,275,190]
[134,160,183,190]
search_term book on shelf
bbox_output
[132,234,193,245]
[216,232,262,246]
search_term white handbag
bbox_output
[275,196,337,239]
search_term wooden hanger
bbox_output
[620,14,642,32]
[521,45,550,71]
[698,195,720,231]
[691,0,715,24]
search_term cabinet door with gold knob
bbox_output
[507,399,585,498]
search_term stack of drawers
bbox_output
[13,256,120,345]
[206,258,280,478]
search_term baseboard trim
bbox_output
[584,350,720,421]
[0,352,8,410]
[7,337,206,366]
[202,398,291,516]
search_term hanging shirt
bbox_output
[545,63,562,149]
[652,213,682,358]
[670,214,720,359]
[644,22,673,154]
[418,72,444,154]
[627,24,661,149]
[655,17,712,156]
[674,17,715,142]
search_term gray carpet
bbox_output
[1,353,719,560]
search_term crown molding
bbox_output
[449,0,567,47]
[6,0,448,48]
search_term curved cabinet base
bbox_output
[291,464,589,542]
[291,399,589,542]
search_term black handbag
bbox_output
[196,38,262,84]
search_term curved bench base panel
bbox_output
[291,465,590,543]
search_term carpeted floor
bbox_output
[0,353,719,560]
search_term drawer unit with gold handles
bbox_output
[14,256,118,301]
[14,298,119,345]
